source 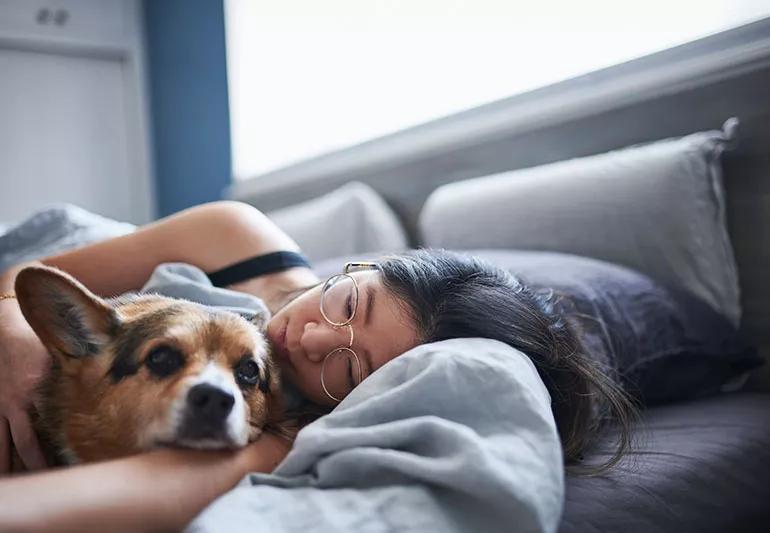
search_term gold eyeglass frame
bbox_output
[319,261,379,403]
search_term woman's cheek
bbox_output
[288,360,322,405]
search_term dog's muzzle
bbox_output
[179,383,235,441]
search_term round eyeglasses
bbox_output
[319,261,378,403]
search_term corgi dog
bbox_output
[10,265,285,468]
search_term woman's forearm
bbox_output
[0,434,290,532]
[0,260,42,329]
[0,201,302,299]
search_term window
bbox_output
[225,0,769,181]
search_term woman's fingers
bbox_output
[0,417,10,473]
[8,410,46,470]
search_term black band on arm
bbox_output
[206,251,312,287]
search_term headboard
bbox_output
[232,19,770,382]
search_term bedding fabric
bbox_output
[419,119,741,326]
[266,182,409,263]
[0,203,135,271]
[560,392,770,533]
[189,338,564,533]
[465,250,762,405]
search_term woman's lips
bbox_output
[273,324,290,362]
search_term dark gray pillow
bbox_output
[313,249,763,405]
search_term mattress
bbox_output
[559,392,770,533]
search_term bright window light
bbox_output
[225,0,769,180]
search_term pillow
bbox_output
[266,182,408,263]
[312,249,762,406]
[419,119,741,326]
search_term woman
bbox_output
[0,201,636,531]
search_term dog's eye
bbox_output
[145,345,185,378]
[235,356,260,388]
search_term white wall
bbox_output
[0,0,153,224]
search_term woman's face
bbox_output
[265,270,420,406]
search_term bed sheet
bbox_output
[559,392,770,533]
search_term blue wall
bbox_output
[144,0,232,218]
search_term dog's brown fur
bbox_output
[10,265,285,470]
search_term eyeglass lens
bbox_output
[323,348,363,399]
[320,274,358,325]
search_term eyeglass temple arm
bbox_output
[343,261,379,274]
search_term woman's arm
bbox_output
[0,200,316,472]
[0,432,291,532]
[1,200,306,298]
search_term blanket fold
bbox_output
[189,338,564,533]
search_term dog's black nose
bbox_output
[187,384,234,425]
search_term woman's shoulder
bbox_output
[228,264,320,314]
[205,249,320,313]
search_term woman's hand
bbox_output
[0,316,51,473]
[0,429,296,532]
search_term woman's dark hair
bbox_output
[378,248,639,476]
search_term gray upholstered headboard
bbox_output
[231,19,770,379]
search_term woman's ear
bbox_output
[15,266,120,360]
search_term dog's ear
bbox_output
[249,312,269,333]
[15,266,120,360]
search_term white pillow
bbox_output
[267,182,408,263]
[419,119,741,325]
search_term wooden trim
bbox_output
[123,0,155,223]
[0,29,129,61]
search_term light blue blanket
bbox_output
[191,338,564,533]
[0,205,565,532]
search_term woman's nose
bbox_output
[301,321,345,363]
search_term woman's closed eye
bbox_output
[347,356,355,389]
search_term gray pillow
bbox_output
[419,120,741,326]
[267,182,408,263]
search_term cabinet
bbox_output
[0,0,152,224]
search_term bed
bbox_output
[232,19,770,533]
